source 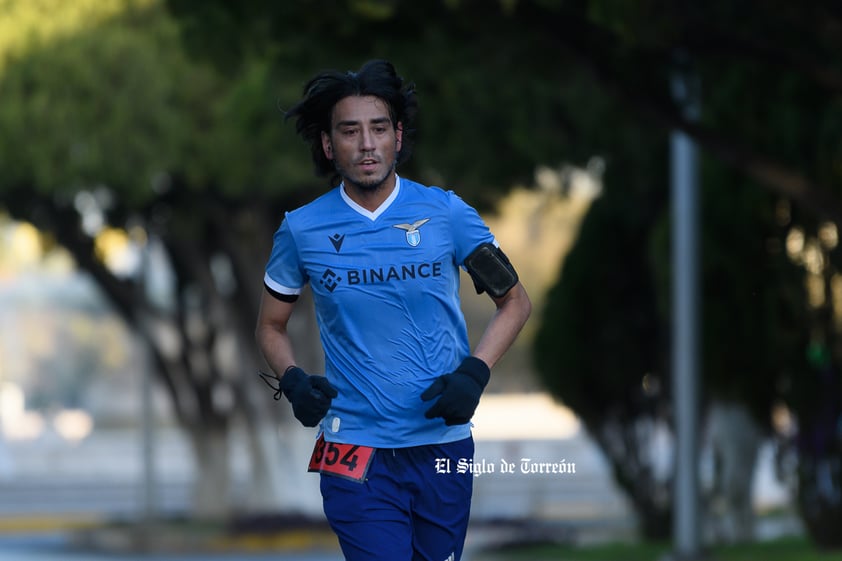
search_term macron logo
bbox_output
[329,233,345,252]
[443,553,455,561]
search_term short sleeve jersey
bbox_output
[264,177,495,448]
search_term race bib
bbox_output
[308,433,375,483]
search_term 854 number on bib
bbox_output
[308,433,374,482]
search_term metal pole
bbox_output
[670,69,701,559]
[136,228,157,545]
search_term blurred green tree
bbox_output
[163,0,842,221]
[534,173,672,537]
[525,0,842,545]
[160,0,842,543]
[4,0,842,541]
[0,0,595,520]
[0,0,324,518]
[167,0,840,544]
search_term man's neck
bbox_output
[343,173,397,212]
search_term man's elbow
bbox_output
[517,283,532,323]
[500,282,531,323]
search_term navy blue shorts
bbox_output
[320,436,474,561]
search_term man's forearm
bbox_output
[472,282,531,369]
[256,324,297,377]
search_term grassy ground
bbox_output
[478,536,842,561]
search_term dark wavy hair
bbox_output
[285,60,418,185]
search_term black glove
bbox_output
[421,356,490,426]
[278,366,338,427]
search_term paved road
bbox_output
[0,533,345,561]
[0,532,508,561]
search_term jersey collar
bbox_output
[340,176,401,221]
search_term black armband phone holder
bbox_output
[464,243,519,298]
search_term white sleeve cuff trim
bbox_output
[264,272,302,296]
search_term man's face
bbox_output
[321,95,402,192]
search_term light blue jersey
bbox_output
[264,177,495,448]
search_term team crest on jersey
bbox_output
[392,218,430,247]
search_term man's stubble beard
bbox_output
[335,155,398,193]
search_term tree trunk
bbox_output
[235,287,324,516]
[794,355,842,550]
[188,424,232,519]
[703,399,762,544]
[594,418,673,540]
[244,422,322,514]
[797,454,842,549]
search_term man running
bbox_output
[256,59,531,561]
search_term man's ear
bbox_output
[395,122,403,152]
[321,131,333,159]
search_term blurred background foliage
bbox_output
[1,0,841,548]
